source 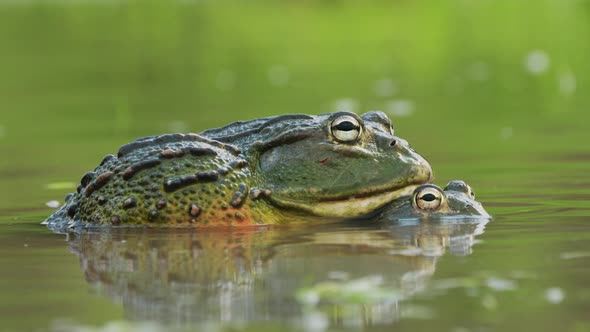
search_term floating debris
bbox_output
[525,49,550,75]
[545,287,565,304]
[296,275,402,305]
[560,252,590,260]
[45,200,60,208]
[486,277,517,291]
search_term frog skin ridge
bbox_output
[379,180,490,221]
[43,111,432,231]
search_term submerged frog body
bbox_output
[44,111,432,230]
[379,180,490,221]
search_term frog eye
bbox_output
[330,115,363,142]
[444,180,474,199]
[413,185,445,211]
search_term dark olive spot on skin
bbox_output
[123,197,137,209]
[80,172,96,187]
[189,204,201,217]
[67,204,78,218]
[100,154,116,166]
[148,210,159,222]
[97,196,107,206]
[156,199,167,209]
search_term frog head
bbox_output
[380,180,491,221]
[249,111,432,217]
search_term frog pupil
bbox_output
[334,121,357,131]
[421,193,437,202]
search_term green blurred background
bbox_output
[1,1,590,331]
[2,0,588,156]
[3,0,589,212]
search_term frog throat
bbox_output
[267,184,420,218]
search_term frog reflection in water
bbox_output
[44,111,432,231]
[67,210,489,326]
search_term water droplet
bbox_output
[525,50,550,75]
[385,99,415,117]
[545,287,565,304]
[267,64,290,86]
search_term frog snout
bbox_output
[375,133,399,149]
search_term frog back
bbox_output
[44,133,264,231]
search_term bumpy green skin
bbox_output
[44,111,432,231]
[379,180,490,221]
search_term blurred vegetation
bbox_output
[1,0,589,215]
[1,0,589,149]
[1,2,590,331]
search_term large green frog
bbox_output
[44,111,432,230]
[379,180,490,221]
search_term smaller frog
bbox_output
[379,180,490,221]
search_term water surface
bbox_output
[1,1,590,331]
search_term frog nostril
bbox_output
[390,139,397,147]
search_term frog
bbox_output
[43,111,432,231]
[379,180,490,221]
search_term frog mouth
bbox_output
[268,184,422,218]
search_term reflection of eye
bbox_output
[330,115,362,142]
[414,186,444,211]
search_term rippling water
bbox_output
[2,1,590,331]
[2,150,589,331]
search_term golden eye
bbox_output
[330,115,362,142]
[413,185,445,211]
